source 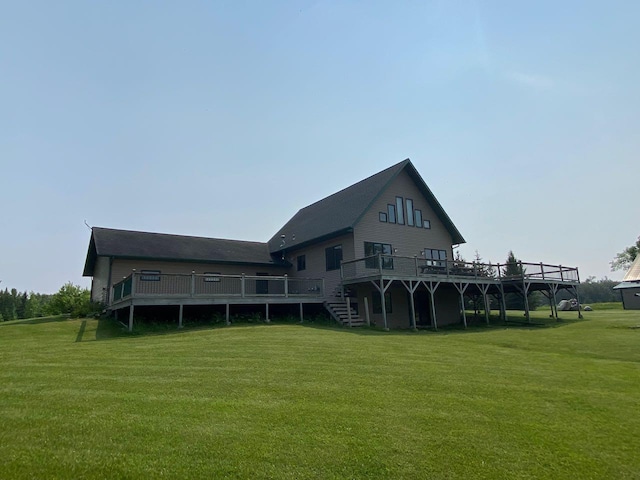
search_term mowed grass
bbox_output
[1,311,639,479]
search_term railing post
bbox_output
[241,273,245,298]
[414,256,419,276]
[191,271,195,297]
[378,254,383,275]
[321,279,325,297]
[340,263,344,281]
[540,262,545,280]
[131,271,136,298]
[446,259,450,277]
[560,265,564,282]
[497,263,501,279]
[284,274,289,298]
[121,278,125,300]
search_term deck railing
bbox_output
[110,272,324,305]
[341,254,579,283]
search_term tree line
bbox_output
[0,283,98,321]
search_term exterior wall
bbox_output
[285,233,355,300]
[355,283,462,329]
[90,256,111,303]
[621,288,640,309]
[110,258,288,283]
[353,169,455,260]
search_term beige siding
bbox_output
[91,256,110,303]
[353,169,455,260]
[285,233,355,300]
[110,259,288,286]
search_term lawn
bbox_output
[1,310,639,479]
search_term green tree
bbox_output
[500,251,540,310]
[610,236,640,271]
[46,283,93,317]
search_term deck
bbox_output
[110,272,325,308]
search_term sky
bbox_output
[1,0,638,294]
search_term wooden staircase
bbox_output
[324,300,366,327]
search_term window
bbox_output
[387,204,396,224]
[325,245,343,271]
[297,255,306,271]
[364,242,394,269]
[395,196,405,225]
[424,249,447,267]
[423,219,431,229]
[140,270,161,281]
[372,291,392,314]
[406,199,414,226]
[379,212,387,222]
[415,209,423,228]
[204,272,221,282]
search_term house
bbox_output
[83,159,581,330]
[613,255,640,309]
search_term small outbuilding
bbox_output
[613,255,640,310]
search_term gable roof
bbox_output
[622,254,640,282]
[83,227,285,276]
[268,159,465,252]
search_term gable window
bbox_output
[415,209,423,228]
[364,242,393,269]
[423,219,431,229]
[395,196,405,225]
[297,255,306,271]
[387,204,396,224]
[372,291,392,314]
[204,272,221,282]
[406,199,414,226]
[325,245,343,271]
[379,212,387,223]
[140,270,161,281]
[424,249,447,267]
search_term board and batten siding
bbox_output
[353,169,455,261]
[285,233,355,300]
[621,288,640,309]
[109,258,288,288]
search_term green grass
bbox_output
[1,310,639,479]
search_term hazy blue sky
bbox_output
[1,1,638,293]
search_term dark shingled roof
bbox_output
[268,159,465,252]
[83,227,285,276]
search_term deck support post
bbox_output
[371,278,392,330]
[114,309,118,321]
[363,297,370,326]
[498,284,507,321]
[299,303,303,323]
[421,280,440,331]
[522,281,531,323]
[400,280,419,330]
[128,304,134,332]
[478,283,491,325]
[551,283,559,319]
[178,304,183,329]
[225,303,230,325]
[453,282,469,328]
[265,303,270,323]
[346,297,352,327]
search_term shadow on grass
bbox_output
[0,315,71,327]
[78,313,590,342]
